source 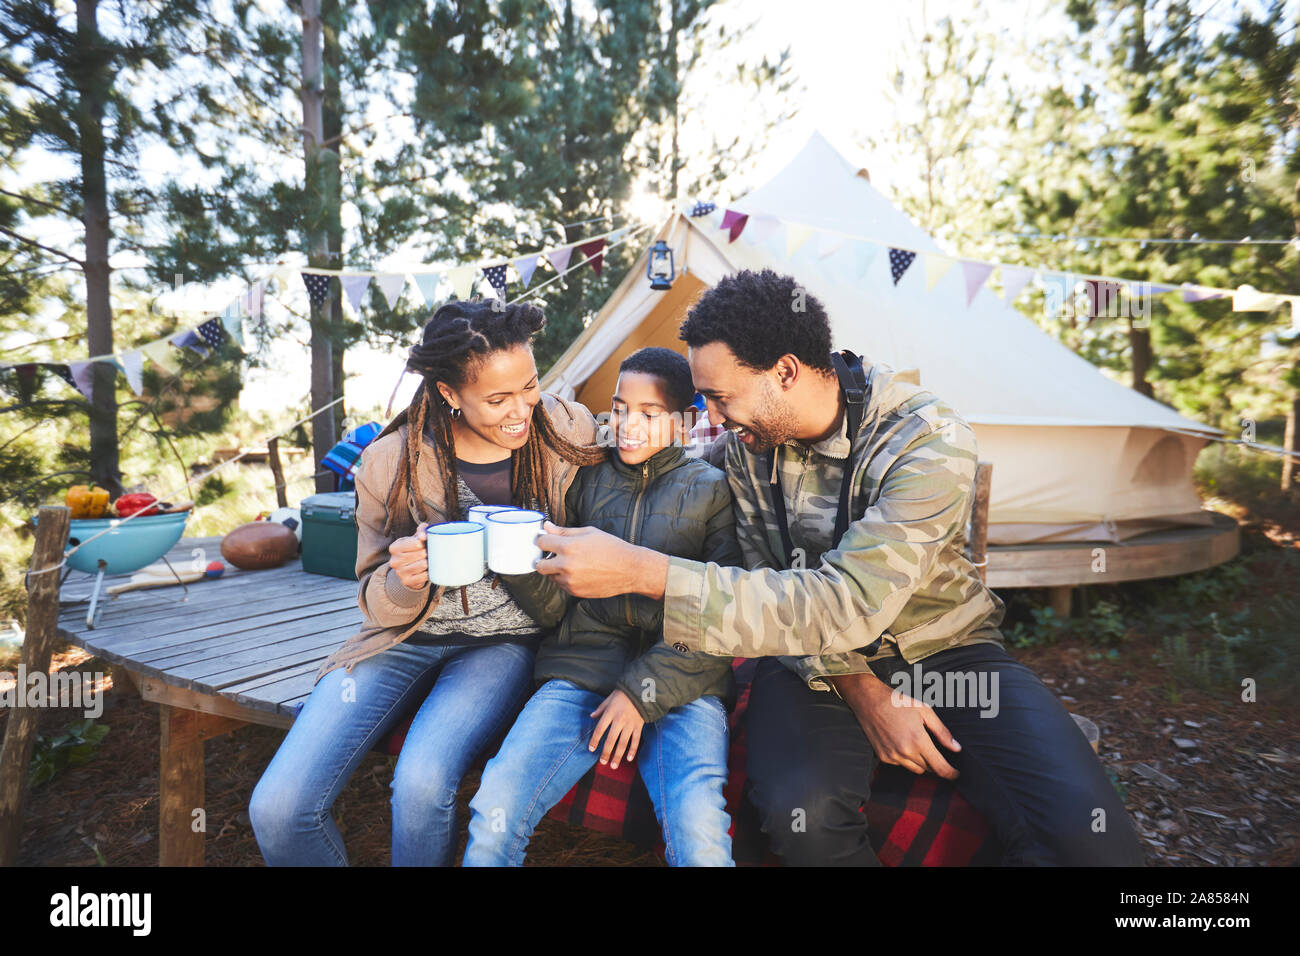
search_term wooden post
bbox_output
[268,437,288,509]
[159,705,205,867]
[0,505,71,866]
[1048,585,1073,619]
[970,462,992,584]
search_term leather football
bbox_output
[220,521,299,570]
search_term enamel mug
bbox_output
[486,508,546,575]
[425,521,487,588]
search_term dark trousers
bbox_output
[745,643,1146,866]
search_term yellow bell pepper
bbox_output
[66,484,110,519]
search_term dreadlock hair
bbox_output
[381,299,605,536]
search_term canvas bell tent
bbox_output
[542,132,1223,547]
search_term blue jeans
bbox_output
[463,679,735,866]
[249,640,535,866]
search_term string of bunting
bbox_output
[0,222,641,400]
[688,203,1300,324]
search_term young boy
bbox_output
[462,347,741,866]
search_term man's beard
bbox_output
[727,381,798,455]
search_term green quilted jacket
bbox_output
[500,443,742,722]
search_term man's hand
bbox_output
[588,689,645,770]
[388,522,431,590]
[828,671,961,779]
[534,521,669,600]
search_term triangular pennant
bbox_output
[513,255,540,288]
[924,254,957,291]
[1040,273,1074,318]
[341,274,372,312]
[1182,284,1224,303]
[142,339,180,375]
[414,273,442,305]
[786,224,815,257]
[246,279,266,321]
[119,350,143,396]
[546,245,574,274]
[576,238,606,276]
[50,363,77,391]
[1233,285,1282,312]
[1144,282,1177,295]
[1001,265,1034,304]
[170,328,209,357]
[301,272,331,306]
[448,266,476,300]
[720,209,749,243]
[69,361,97,400]
[483,264,509,298]
[375,273,407,309]
[743,215,780,244]
[850,241,881,278]
[960,260,995,306]
[888,248,917,285]
[1082,280,1124,320]
[197,317,227,351]
[221,301,244,346]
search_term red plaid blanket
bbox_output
[381,658,999,865]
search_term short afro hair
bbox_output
[679,268,833,372]
[617,347,696,413]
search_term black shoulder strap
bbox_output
[766,349,867,564]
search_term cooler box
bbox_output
[300,491,358,580]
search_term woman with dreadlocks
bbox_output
[250,299,604,866]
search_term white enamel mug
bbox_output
[486,508,546,575]
[468,505,513,562]
[425,521,486,588]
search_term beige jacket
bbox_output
[313,392,598,683]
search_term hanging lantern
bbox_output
[647,240,675,291]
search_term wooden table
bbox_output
[55,535,358,866]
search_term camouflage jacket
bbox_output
[664,360,1005,692]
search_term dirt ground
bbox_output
[2,619,1293,867]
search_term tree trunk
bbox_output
[301,0,336,493]
[1129,316,1154,397]
[324,0,346,440]
[75,0,122,497]
[1283,384,1298,492]
[669,0,680,200]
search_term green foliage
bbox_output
[29,719,110,788]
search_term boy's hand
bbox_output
[588,689,645,770]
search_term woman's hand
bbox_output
[588,689,645,770]
[388,522,431,590]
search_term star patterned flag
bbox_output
[302,272,331,306]
[483,263,509,298]
[50,363,78,391]
[171,328,209,357]
[197,317,227,350]
[888,248,917,285]
[577,239,606,276]
[689,201,716,217]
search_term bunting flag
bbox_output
[513,255,540,288]
[1233,285,1282,312]
[1083,280,1124,319]
[246,279,266,322]
[119,350,144,396]
[50,363,77,391]
[689,200,716,217]
[786,224,815,257]
[850,241,880,278]
[1182,285,1224,303]
[720,209,749,243]
[1040,273,1074,318]
[483,264,509,298]
[547,245,574,273]
[924,254,957,291]
[744,215,780,244]
[341,274,371,312]
[414,273,442,305]
[888,248,917,285]
[1001,265,1035,304]
[69,361,96,400]
[302,272,331,306]
[221,301,244,346]
[171,328,209,357]
[375,273,407,309]
[448,266,476,300]
[197,317,227,351]
[577,238,606,276]
[142,339,180,375]
[961,260,995,306]
[608,226,630,244]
